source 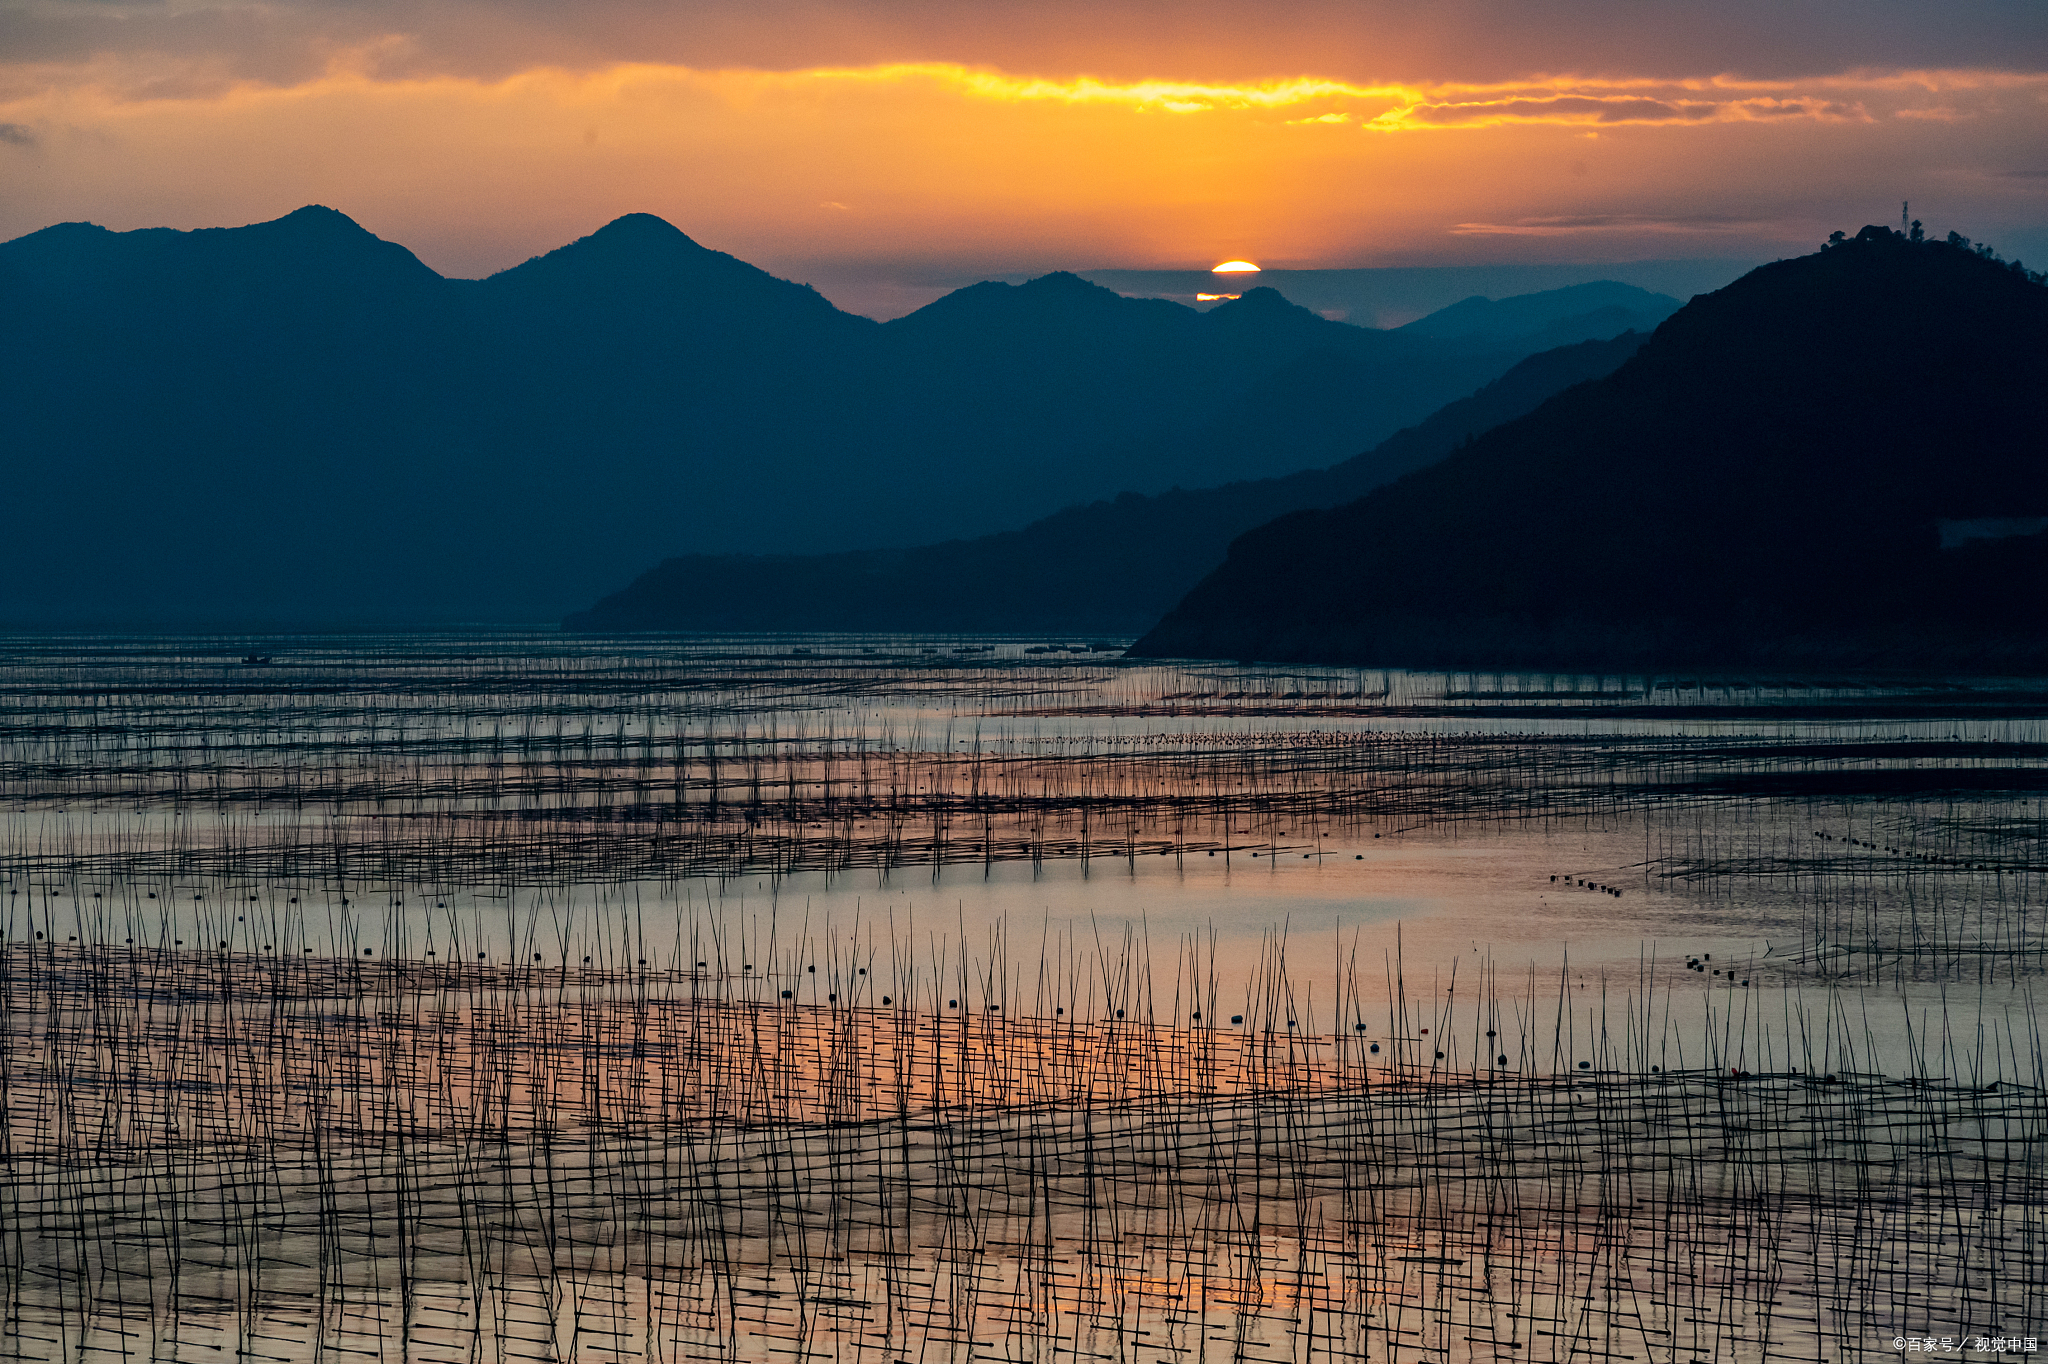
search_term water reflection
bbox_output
[0,634,2041,1359]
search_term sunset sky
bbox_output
[4,0,2044,316]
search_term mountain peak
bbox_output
[221,205,443,286]
[1020,270,1110,294]
[0,203,442,294]
[888,269,1190,336]
[493,213,712,281]
[2,219,111,250]
[236,204,382,245]
[585,212,706,250]
[480,212,865,329]
[1217,285,1299,312]
[273,204,363,229]
[1202,284,1353,335]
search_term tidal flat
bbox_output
[0,634,2041,1362]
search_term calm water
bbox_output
[7,632,2041,1053]
[0,633,2040,1360]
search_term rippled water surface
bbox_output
[1,633,2041,1361]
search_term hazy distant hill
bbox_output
[1080,261,1754,329]
[564,333,1648,634]
[1132,227,2048,671]
[1396,281,1681,346]
[0,207,1657,625]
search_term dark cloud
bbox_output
[1451,213,1776,236]
[1400,93,1874,128]
[2,0,2044,88]
[1408,97,1723,126]
[0,122,36,146]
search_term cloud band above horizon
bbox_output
[3,19,2044,317]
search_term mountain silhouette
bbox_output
[564,332,1647,633]
[1396,281,1680,344]
[2,206,1657,625]
[864,280,1535,493]
[482,213,860,327]
[1132,227,2048,671]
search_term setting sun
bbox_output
[1211,261,1262,273]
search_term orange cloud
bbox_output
[1,58,2043,312]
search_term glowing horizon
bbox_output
[1,1,2041,318]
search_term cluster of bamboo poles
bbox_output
[2,904,2041,1363]
[12,695,2048,891]
[1646,798,2048,982]
[0,639,2044,1361]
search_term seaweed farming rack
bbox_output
[0,636,2043,1361]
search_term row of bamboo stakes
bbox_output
[0,641,2043,1360]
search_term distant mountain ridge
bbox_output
[1079,261,1756,329]
[564,332,1648,633]
[1133,227,2048,671]
[1,206,1668,625]
[1396,281,1680,344]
